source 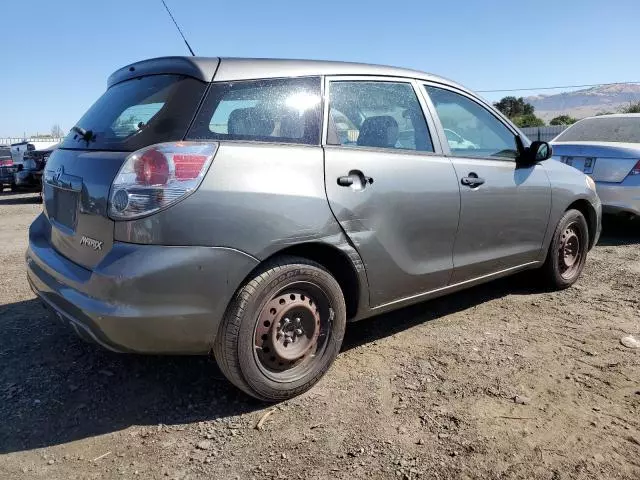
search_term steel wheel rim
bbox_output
[558,222,582,280]
[253,281,333,383]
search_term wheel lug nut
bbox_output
[295,328,303,335]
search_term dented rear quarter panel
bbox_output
[114,142,369,311]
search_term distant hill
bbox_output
[525,83,640,122]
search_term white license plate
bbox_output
[561,156,595,175]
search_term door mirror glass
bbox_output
[530,141,553,161]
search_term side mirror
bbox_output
[530,141,552,161]
[516,137,553,166]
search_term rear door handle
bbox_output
[460,173,485,188]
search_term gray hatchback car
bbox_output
[27,57,602,401]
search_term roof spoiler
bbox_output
[107,56,220,88]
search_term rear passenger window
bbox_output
[188,77,322,145]
[328,81,433,152]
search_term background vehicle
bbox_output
[551,114,640,218]
[0,145,18,191]
[12,144,57,192]
[26,57,601,401]
[10,141,35,165]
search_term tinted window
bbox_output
[328,81,433,152]
[426,86,518,159]
[188,77,322,145]
[60,75,207,151]
[554,116,640,143]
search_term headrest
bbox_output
[357,115,399,148]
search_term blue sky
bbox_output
[1,0,639,137]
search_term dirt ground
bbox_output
[0,191,638,480]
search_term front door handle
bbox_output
[337,175,354,187]
[337,171,374,189]
[460,172,485,188]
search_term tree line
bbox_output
[492,97,640,128]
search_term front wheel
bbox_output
[540,209,589,290]
[214,257,346,402]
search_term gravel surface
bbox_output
[1,191,639,479]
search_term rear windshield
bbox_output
[60,74,207,151]
[555,116,640,143]
[187,77,322,145]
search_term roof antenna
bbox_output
[160,0,196,56]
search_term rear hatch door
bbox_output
[43,73,208,269]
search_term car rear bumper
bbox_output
[0,167,16,185]
[26,213,259,354]
[596,178,640,217]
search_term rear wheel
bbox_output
[214,256,346,401]
[540,209,589,289]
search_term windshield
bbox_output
[555,116,640,143]
[60,74,207,151]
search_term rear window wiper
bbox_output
[71,126,96,143]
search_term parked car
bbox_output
[551,114,640,218]
[27,57,601,401]
[13,144,57,193]
[10,141,35,164]
[0,146,18,191]
[12,150,45,192]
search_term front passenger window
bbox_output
[425,86,518,159]
[328,81,433,152]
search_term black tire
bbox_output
[540,209,589,290]
[213,256,346,402]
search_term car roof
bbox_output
[108,56,472,94]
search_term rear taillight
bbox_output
[135,149,169,185]
[0,159,13,167]
[108,142,218,220]
[630,160,640,176]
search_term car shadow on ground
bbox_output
[0,191,41,205]
[342,273,538,351]
[0,298,260,454]
[597,215,640,246]
[0,273,536,454]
